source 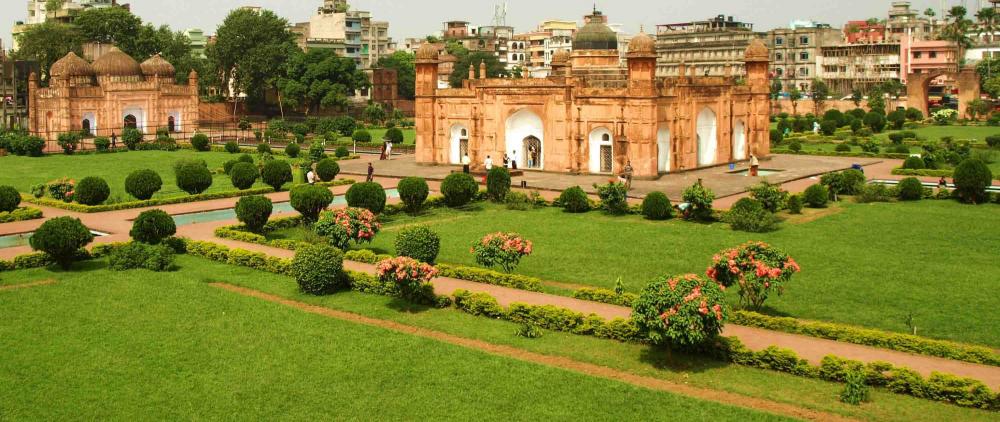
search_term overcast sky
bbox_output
[0,0,973,51]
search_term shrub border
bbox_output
[891,168,955,177]
[0,207,43,223]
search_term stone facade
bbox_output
[414,11,771,178]
[28,48,199,140]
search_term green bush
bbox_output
[290,184,334,222]
[345,182,387,213]
[823,109,845,127]
[190,133,210,151]
[803,184,829,208]
[108,242,175,272]
[256,143,271,154]
[726,198,778,232]
[787,194,803,214]
[29,217,94,269]
[504,191,532,210]
[385,127,404,144]
[640,191,672,220]
[887,110,906,130]
[595,182,629,215]
[905,107,923,121]
[898,177,924,201]
[632,275,727,348]
[223,160,239,175]
[835,143,851,152]
[335,146,350,158]
[236,153,253,164]
[125,169,162,200]
[558,186,590,213]
[397,177,429,212]
[840,369,871,405]
[864,112,887,133]
[261,160,293,191]
[284,142,300,158]
[229,162,259,190]
[395,226,441,263]
[352,129,372,143]
[122,128,143,150]
[130,209,177,244]
[788,140,802,152]
[57,132,80,154]
[291,244,345,294]
[748,181,788,212]
[953,158,993,204]
[235,195,273,233]
[486,167,511,202]
[903,156,926,170]
[0,185,21,213]
[316,158,340,182]
[175,162,213,195]
[681,182,715,221]
[332,116,356,136]
[441,173,478,207]
[985,135,1000,148]
[888,132,906,144]
[819,119,837,136]
[93,137,110,152]
[75,176,110,206]
[224,141,239,153]
[855,183,893,203]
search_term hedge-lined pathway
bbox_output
[4,173,1000,387]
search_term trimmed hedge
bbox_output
[395,226,441,264]
[558,186,591,213]
[315,158,340,182]
[229,162,259,190]
[28,217,94,269]
[572,287,639,307]
[23,187,277,213]
[441,173,478,207]
[640,192,673,220]
[290,184,334,222]
[235,195,273,233]
[291,244,345,294]
[397,177,429,212]
[75,177,110,206]
[345,182,387,213]
[898,177,924,201]
[0,207,43,223]
[730,311,1000,367]
[175,162,213,195]
[891,168,954,177]
[0,185,21,212]
[344,249,543,292]
[486,167,511,202]
[130,209,177,245]
[190,133,210,151]
[125,169,163,200]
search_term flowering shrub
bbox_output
[471,232,533,273]
[631,274,728,348]
[46,178,75,202]
[375,256,438,304]
[315,208,381,247]
[931,108,958,125]
[706,241,801,310]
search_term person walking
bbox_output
[623,160,634,191]
[502,153,510,169]
[385,140,393,161]
[379,142,387,160]
[511,150,519,170]
[749,154,760,177]
[461,153,471,173]
[484,155,493,171]
[111,131,117,150]
[366,163,375,182]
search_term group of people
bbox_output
[378,140,393,161]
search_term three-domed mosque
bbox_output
[28,47,199,141]
[414,9,771,177]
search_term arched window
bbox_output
[602,133,610,142]
[82,119,91,136]
[124,114,137,129]
[167,116,176,133]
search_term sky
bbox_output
[0,0,975,51]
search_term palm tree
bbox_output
[940,6,973,50]
[976,7,999,45]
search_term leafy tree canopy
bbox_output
[207,8,298,104]
[12,21,83,82]
[377,51,415,100]
[276,48,369,114]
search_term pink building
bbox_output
[899,37,958,86]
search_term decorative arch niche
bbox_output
[696,107,718,166]
[505,108,544,170]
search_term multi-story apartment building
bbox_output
[11,0,118,50]
[767,21,843,92]
[884,1,936,42]
[656,15,764,78]
[183,29,208,59]
[440,21,515,70]
[291,0,393,70]
[900,38,958,88]
[817,43,901,96]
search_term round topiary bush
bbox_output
[315,158,340,182]
[441,173,478,207]
[223,160,239,175]
[284,142,300,158]
[352,129,372,143]
[986,135,1000,148]
[803,183,829,208]
[29,216,94,269]
[0,185,21,212]
[74,176,110,206]
[122,128,143,150]
[125,169,163,200]
[787,194,803,214]
[640,191,672,220]
[224,141,240,153]
[397,177,429,212]
[902,156,925,170]
[229,162,259,190]
[953,158,993,204]
[130,209,177,244]
[385,127,404,144]
[175,162,213,195]
[486,167,511,202]
[898,177,924,201]
[631,274,728,348]
[190,133,210,151]
[290,184,334,222]
[789,141,802,152]
[835,143,851,152]
[558,186,590,213]
[238,154,254,164]
[235,195,273,233]
[335,146,350,158]
[261,160,293,191]
[725,198,778,233]
[395,226,441,263]
[291,244,345,295]
[346,182,387,213]
[257,143,271,154]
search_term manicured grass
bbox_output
[878,125,1000,144]
[0,150,285,200]
[0,260,787,421]
[337,128,415,145]
[275,200,1000,347]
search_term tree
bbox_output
[769,78,782,100]
[377,51,415,100]
[449,46,509,88]
[984,75,1000,99]
[851,89,863,107]
[12,22,83,83]
[362,103,386,125]
[207,8,297,105]
[73,7,143,54]
[924,8,936,19]
[881,79,904,100]
[788,86,802,115]
[275,49,368,114]
[867,87,886,114]
[940,6,973,49]
[810,78,829,114]
[45,0,65,12]
[966,98,991,120]
[976,7,999,45]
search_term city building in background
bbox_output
[767,21,843,92]
[817,43,901,96]
[656,15,764,78]
[183,29,208,59]
[11,0,125,51]
[290,0,394,70]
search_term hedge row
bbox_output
[731,311,1000,367]
[343,249,544,292]
[891,168,955,177]
[23,187,272,213]
[773,149,911,160]
[453,289,639,342]
[0,207,43,223]
[572,287,639,307]
[719,337,1000,410]
[0,243,123,273]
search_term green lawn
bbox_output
[878,125,999,144]
[0,150,288,201]
[336,128,416,145]
[0,258,787,421]
[275,200,1000,347]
